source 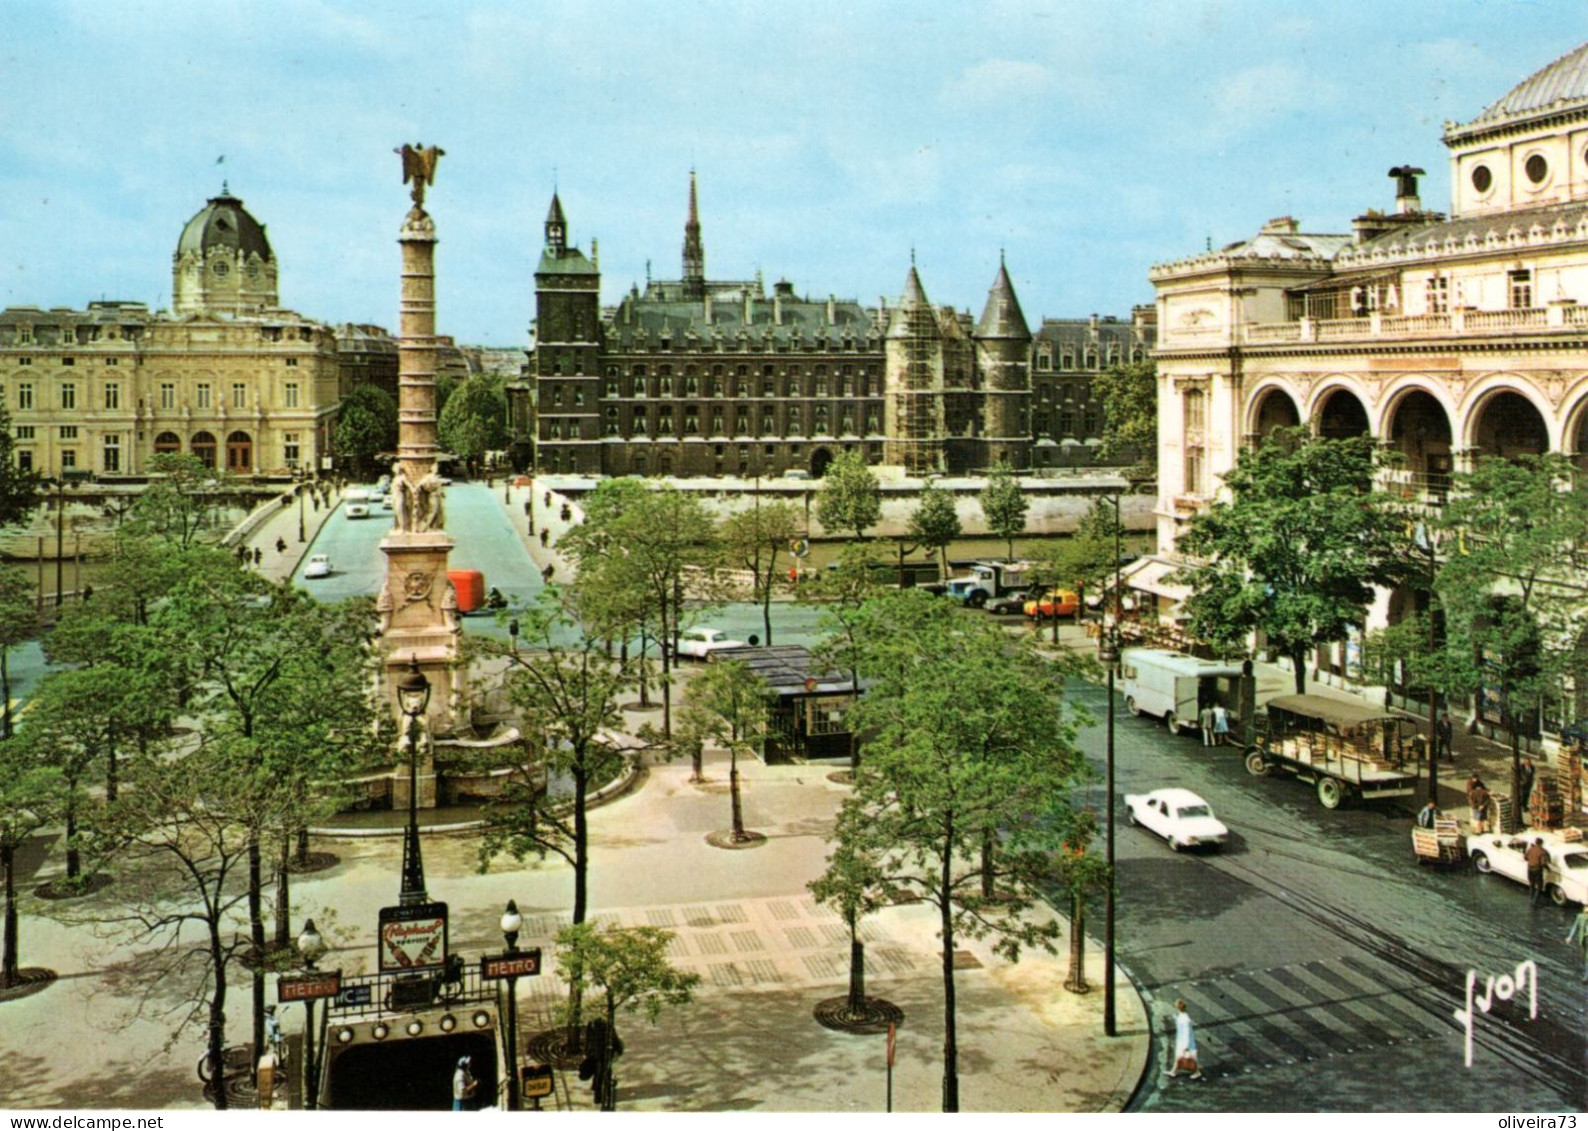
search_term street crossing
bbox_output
[1166,957,1447,1077]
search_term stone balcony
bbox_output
[1165,301,1588,350]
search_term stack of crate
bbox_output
[1529,774,1566,830]
[1495,792,1519,835]
[1561,745,1584,820]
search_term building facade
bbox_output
[528,175,1148,478]
[1149,41,1588,729]
[0,189,342,479]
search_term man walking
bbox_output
[1199,703,1215,747]
[1566,905,1588,982]
[1525,837,1549,907]
[1436,710,1454,761]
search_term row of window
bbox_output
[1033,345,1145,370]
[14,430,300,474]
[6,381,302,411]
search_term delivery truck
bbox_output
[1119,647,1290,738]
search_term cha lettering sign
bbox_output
[378,902,449,972]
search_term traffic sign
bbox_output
[278,970,342,1002]
[521,1064,554,1099]
[790,537,810,558]
[336,984,373,1008]
[481,947,543,980]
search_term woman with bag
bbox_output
[1165,999,1204,1080]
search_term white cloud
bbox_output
[941,59,1056,109]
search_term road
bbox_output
[1066,681,1587,1112]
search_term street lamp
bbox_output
[297,919,327,1109]
[500,900,523,1111]
[1415,522,1443,808]
[397,655,432,906]
[298,487,306,544]
[508,618,519,654]
[53,478,66,608]
[1101,490,1123,1038]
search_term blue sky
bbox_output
[1,0,1579,344]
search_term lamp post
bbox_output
[396,655,432,905]
[500,900,523,1111]
[508,618,519,654]
[298,487,306,544]
[297,919,327,1109]
[526,473,536,537]
[1416,523,1442,807]
[54,478,66,608]
[1102,490,1123,1037]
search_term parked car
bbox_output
[1468,831,1588,906]
[985,591,1028,615]
[1023,587,1080,619]
[675,627,747,661]
[346,503,371,519]
[1123,788,1229,852]
[303,554,332,579]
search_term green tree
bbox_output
[333,384,398,478]
[1433,453,1588,812]
[0,736,59,988]
[101,744,291,1111]
[553,922,699,1111]
[682,659,770,843]
[1176,428,1406,693]
[908,478,960,581]
[0,403,41,529]
[438,376,508,469]
[816,450,880,541]
[1093,359,1158,480]
[130,452,233,548]
[0,564,38,738]
[818,589,1091,1111]
[803,541,889,770]
[719,500,800,646]
[1054,811,1110,994]
[17,669,121,884]
[560,481,719,737]
[807,834,889,1023]
[979,460,1028,561]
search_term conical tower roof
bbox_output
[888,258,938,340]
[546,192,566,226]
[975,258,1030,340]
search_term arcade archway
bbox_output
[1316,388,1371,440]
[1471,390,1548,461]
[1252,388,1301,441]
[1387,390,1453,496]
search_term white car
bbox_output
[675,627,747,661]
[346,503,370,519]
[1124,788,1230,852]
[1468,832,1588,906]
[303,554,332,579]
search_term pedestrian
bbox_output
[1437,710,1454,761]
[1465,775,1485,818]
[539,528,549,548]
[1525,837,1549,906]
[542,564,555,583]
[1199,703,1215,747]
[1163,999,1203,1080]
[453,1055,478,1111]
[1212,703,1230,746]
[1471,783,1492,835]
[1519,757,1537,811]
[1416,798,1440,829]
[253,547,263,567]
[1566,906,1588,983]
[275,536,287,554]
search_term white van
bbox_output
[1118,648,1290,737]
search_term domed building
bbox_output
[0,186,346,479]
[1147,41,1588,743]
[172,187,280,316]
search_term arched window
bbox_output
[190,431,217,468]
[225,430,252,473]
[154,431,181,455]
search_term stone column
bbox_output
[379,163,460,809]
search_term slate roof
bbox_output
[1340,198,1588,264]
[536,245,599,277]
[176,190,273,262]
[710,644,858,697]
[975,261,1030,341]
[604,290,879,349]
[1457,41,1588,134]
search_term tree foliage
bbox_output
[978,460,1028,561]
[1176,428,1406,692]
[129,453,233,548]
[816,450,880,541]
[0,564,38,739]
[0,735,60,988]
[0,402,41,530]
[719,500,800,646]
[908,479,960,579]
[333,384,398,477]
[1092,359,1158,479]
[815,589,1092,1111]
[437,376,509,466]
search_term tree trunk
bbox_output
[980,835,994,900]
[1,647,10,739]
[636,630,651,708]
[1510,719,1523,834]
[248,834,265,1083]
[761,565,775,646]
[565,764,590,1053]
[2,842,17,988]
[1065,889,1087,992]
[275,835,291,953]
[939,854,959,1113]
[64,797,80,880]
[729,746,746,840]
[296,826,310,867]
[690,741,703,783]
[1290,646,1307,695]
[208,925,229,1111]
[105,734,118,804]
[846,911,866,1015]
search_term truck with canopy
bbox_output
[1244,691,1422,810]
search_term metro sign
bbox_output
[481,948,543,980]
[279,970,343,1002]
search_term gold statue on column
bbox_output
[395,144,445,209]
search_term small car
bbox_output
[1468,832,1588,905]
[1024,587,1080,619]
[303,554,332,579]
[985,592,1027,615]
[675,627,747,661]
[1123,788,1229,852]
[346,503,371,519]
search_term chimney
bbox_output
[1389,166,1425,215]
[774,292,782,326]
[744,290,753,324]
[704,292,713,325]
[827,295,836,325]
[591,238,599,270]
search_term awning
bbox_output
[1119,557,1192,603]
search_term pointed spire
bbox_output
[976,256,1031,340]
[901,257,929,307]
[545,191,567,254]
[682,169,704,298]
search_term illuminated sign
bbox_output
[481,948,542,980]
[278,970,343,1002]
[378,902,449,972]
